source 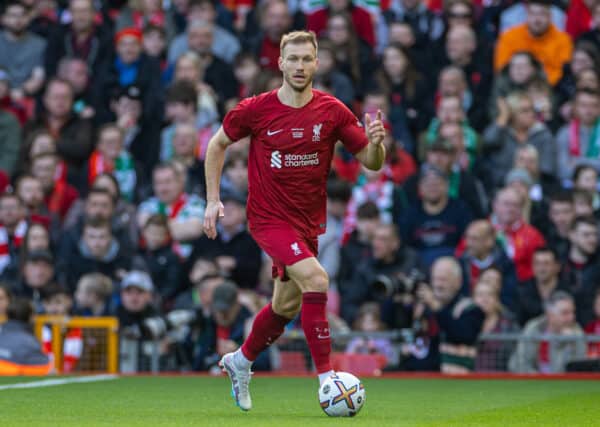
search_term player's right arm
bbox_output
[203,126,235,239]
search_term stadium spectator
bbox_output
[44,0,114,77]
[510,291,586,373]
[20,223,51,263]
[81,123,138,202]
[513,144,559,205]
[137,214,181,305]
[59,217,131,290]
[219,151,248,200]
[571,165,600,215]
[12,250,55,313]
[402,138,487,219]
[174,259,220,311]
[313,38,355,108]
[73,273,113,317]
[561,216,600,326]
[15,175,52,229]
[318,179,352,289]
[192,190,261,290]
[0,1,47,100]
[0,297,52,375]
[243,0,293,72]
[160,80,199,161]
[167,0,241,64]
[114,270,167,343]
[441,26,491,131]
[474,279,519,372]
[342,223,420,328]
[545,192,576,260]
[142,24,167,69]
[56,57,97,121]
[172,52,220,129]
[416,256,484,373]
[138,162,205,259]
[399,163,473,267]
[504,168,548,230]
[108,84,161,175]
[458,220,517,310]
[384,0,443,45]
[64,173,139,249]
[171,123,206,197]
[25,79,95,177]
[369,45,432,149]
[324,11,374,93]
[60,187,134,264]
[345,302,394,364]
[554,42,599,120]
[556,89,600,184]
[517,247,569,326]
[490,187,546,282]
[178,20,237,106]
[494,0,573,86]
[232,52,262,100]
[30,152,79,222]
[115,0,177,43]
[306,0,375,49]
[421,94,479,171]
[40,283,82,373]
[338,201,378,287]
[482,91,556,191]
[190,280,255,371]
[98,27,163,122]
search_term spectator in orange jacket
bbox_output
[494,0,573,85]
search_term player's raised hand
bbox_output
[365,109,386,145]
[203,200,225,239]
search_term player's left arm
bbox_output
[354,110,386,171]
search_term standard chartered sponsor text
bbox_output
[284,152,320,167]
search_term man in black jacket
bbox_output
[191,191,262,290]
[517,247,570,326]
[44,0,113,77]
[341,222,421,327]
[417,256,484,373]
[59,217,131,291]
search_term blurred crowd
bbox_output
[1,0,600,374]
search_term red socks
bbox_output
[301,292,332,373]
[241,303,289,361]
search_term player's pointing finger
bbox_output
[376,109,382,122]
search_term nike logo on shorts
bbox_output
[267,129,283,136]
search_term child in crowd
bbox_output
[41,284,82,373]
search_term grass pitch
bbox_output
[2,375,600,426]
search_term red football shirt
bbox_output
[223,89,368,237]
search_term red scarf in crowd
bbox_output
[158,194,187,259]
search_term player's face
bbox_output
[279,42,318,93]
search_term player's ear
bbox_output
[278,54,284,72]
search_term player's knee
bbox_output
[272,297,301,319]
[300,269,329,293]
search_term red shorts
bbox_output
[249,223,318,281]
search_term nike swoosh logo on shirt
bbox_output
[267,129,283,136]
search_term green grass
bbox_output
[2,376,600,426]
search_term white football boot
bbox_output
[219,352,253,411]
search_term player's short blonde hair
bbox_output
[280,31,318,55]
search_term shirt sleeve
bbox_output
[222,96,254,142]
[335,102,369,155]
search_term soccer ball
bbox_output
[318,372,366,417]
